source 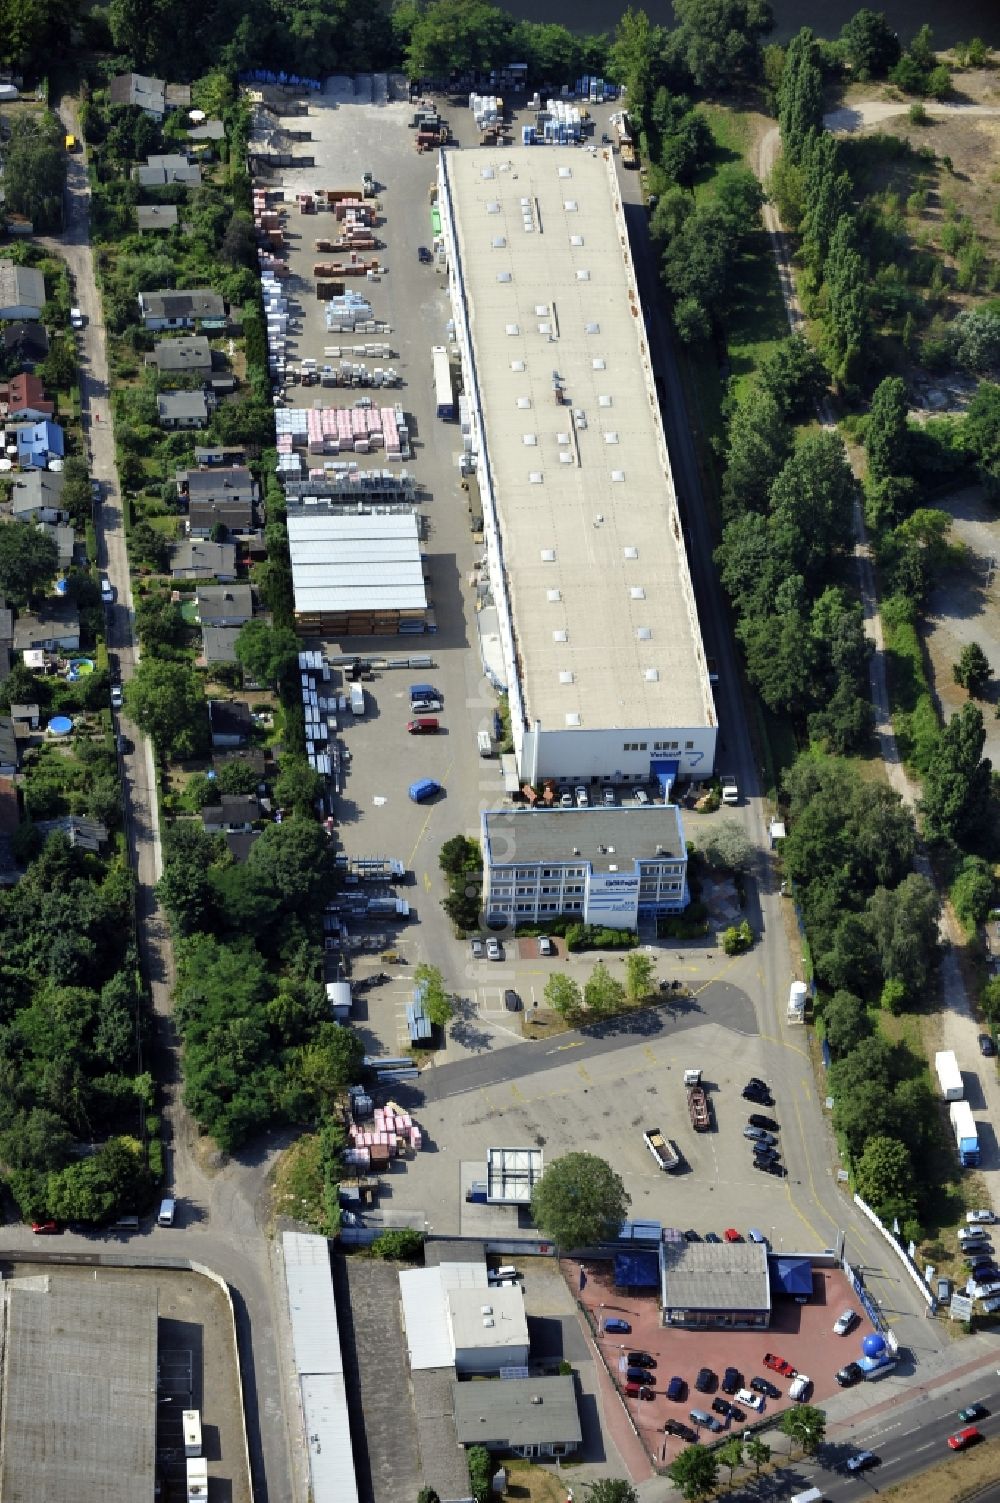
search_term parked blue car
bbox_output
[604,1317,631,1334]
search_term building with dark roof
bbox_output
[659,1240,771,1329]
[451,1375,581,1458]
[109,71,166,116]
[138,289,226,329]
[201,626,241,665]
[3,321,48,364]
[197,583,252,627]
[208,698,253,748]
[157,390,209,428]
[169,539,236,580]
[201,794,260,833]
[152,336,213,377]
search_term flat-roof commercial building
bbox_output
[659,1240,771,1329]
[0,1278,157,1502]
[439,147,716,789]
[287,511,428,637]
[452,1375,582,1458]
[482,804,688,929]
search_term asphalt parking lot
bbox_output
[571,1258,871,1464]
[376,1014,837,1252]
[263,85,515,1017]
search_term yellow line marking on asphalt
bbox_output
[643,1045,659,1066]
[788,1089,838,1241]
[406,756,455,868]
[422,871,432,892]
[509,1082,524,1101]
[549,1041,585,1052]
[577,1063,592,1083]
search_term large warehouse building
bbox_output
[287,510,428,636]
[439,146,717,789]
[0,1277,157,1501]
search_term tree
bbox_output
[297,1022,365,1112]
[584,961,626,1016]
[584,1484,637,1503]
[951,855,994,932]
[0,522,58,605]
[949,309,1000,373]
[744,1436,771,1473]
[608,8,668,127]
[667,1445,719,1501]
[418,1489,441,1503]
[715,1436,744,1484]
[222,211,258,269]
[247,819,332,913]
[624,950,654,1002]
[865,872,940,1001]
[130,519,170,573]
[125,659,208,761]
[665,0,774,91]
[531,1151,630,1250]
[439,834,481,878]
[403,0,512,79]
[545,972,582,1020]
[823,214,869,388]
[757,335,828,419]
[701,819,753,871]
[954,642,991,699]
[234,619,299,687]
[413,962,453,1028]
[135,593,187,655]
[769,431,857,587]
[2,113,65,231]
[780,1403,827,1457]
[855,1134,915,1214]
[823,989,872,1057]
[273,758,323,817]
[721,383,791,519]
[370,1228,424,1261]
[921,703,992,846]
[840,8,901,78]
[866,376,909,486]
[467,1445,492,1503]
[777,28,824,164]
[965,381,1000,496]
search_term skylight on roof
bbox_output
[516,396,531,409]
[511,360,525,372]
[637,627,651,640]
[481,166,495,179]
[547,589,561,602]
[541,549,556,562]
[630,586,645,599]
[570,234,584,246]
[564,200,578,211]
[522,433,537,445]
[486,202,500,214]
[553,629,568,643]
[529,472,543,484]
[598,394,613,407]
[576,270,590,282]
[558,167,572,178]
[624,547,638,559]
[505,324,520,336]
[585,322,600,334]
[645,668,660,682]
[592,357,606,369]
[497,271,512,283]
[559,670,574,683]
[565,712,581,726]
[491,235,507,248]
[604,432,619,444]
[611,470,625,482]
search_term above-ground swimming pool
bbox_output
[47,716,74,736]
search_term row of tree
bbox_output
[0,835,156,1221]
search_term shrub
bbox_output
[722,920,754,955]
[369,1228,424,1262]
[908,102,929,125]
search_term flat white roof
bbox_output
[446,1285,529,1351]
[444,148,711,732]
[399,1263,488,1370]
[287,511,427,614]
[282,1232,358,1503]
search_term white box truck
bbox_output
[935,1049,964,1101]
[350,682,365,716]
[787,980,807,1023]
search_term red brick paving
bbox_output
[566,1257,871,1467]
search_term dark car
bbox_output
[684,1229,701,1243]
[108,653,121,684]
[627,1351,656,1369]
[836,1362,864,1388]
[116,733,132,756]
[757,1159,786,1177]
[666,1376,686,1402]
[503,989,523,1012]
[750,1377,780,1399]
[418,245,433,263]
[664,1419,698,1442]
[694,1367,717,1393]
[959,1403,988,1422]
[742,1085,775,1106]
[721,1367,742,1395]
[979,1033,997,1057]
[846,1451,878,1474]
[748,1114,779,1131]
[746,1076,769,1092]
[604,1318,631,1334]
[626,1367,653,1384]
[712,1397,733,1418]
[705,1232,722,1244]
[753,1143,779,1160]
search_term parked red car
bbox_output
[31,1220,59,1234]
[763,1353,796,1377]
[724,1228,743,1243]
[624,1382,656,1400]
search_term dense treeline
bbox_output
[0,836,155,1222]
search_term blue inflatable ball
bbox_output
[863,1332,886,1358]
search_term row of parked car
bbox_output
[957,1216,1000,1309]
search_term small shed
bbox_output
[326,981,351,1020]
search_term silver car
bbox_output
[486,937,502,961]
[575,785,589,807]
[470,937,485,960]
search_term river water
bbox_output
[498,0,1000,49]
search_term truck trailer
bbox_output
[935,1049,964,1101]
[643,1128,680,1171]
[687,1082,710,1132]
[950,1100,980,1166]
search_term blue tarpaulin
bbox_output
[770,1256,814,1296]
[614,1250,659,1288]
